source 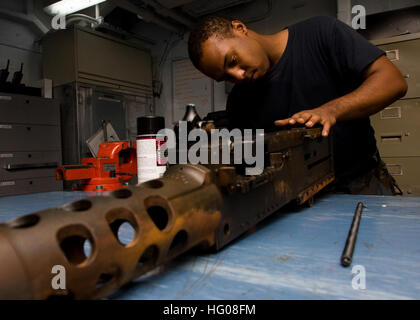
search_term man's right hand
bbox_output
[274,106,337,137]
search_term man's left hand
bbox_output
[274,107,337,137]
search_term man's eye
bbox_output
[229,56,237,67]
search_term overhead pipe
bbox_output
[65,13,102,28]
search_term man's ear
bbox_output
[231,20,247,36]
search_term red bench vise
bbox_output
[56,141,137,191]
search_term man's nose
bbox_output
[228,67,246,81]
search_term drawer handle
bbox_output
[386,164,403,176]
[0,153,13,158]
[380,106,401,119]
[98,96,121,103]
[385,49,399,61]
[381,135,402,143]
[4,162,58,171]
[0,181,15,187]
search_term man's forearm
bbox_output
[274,55,408,136]
[321,56,408,122]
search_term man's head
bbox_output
[188,16,271,84]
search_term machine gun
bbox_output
[0,126,334,299]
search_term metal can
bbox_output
[136,116,166,184]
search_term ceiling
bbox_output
[156,0,255,18]
[103,0,257,33]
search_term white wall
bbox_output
[0,18,43,86]
[0,0,45,86]
[130,21,182,125]
[152,33,229,126]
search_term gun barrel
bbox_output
[0,164,223,299]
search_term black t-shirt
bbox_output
[226,16,385,181]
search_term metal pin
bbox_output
[340,202,365,267]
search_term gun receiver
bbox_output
[0,127,334,299]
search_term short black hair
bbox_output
[188,16,234,70]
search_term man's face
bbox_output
[199,30,271,84]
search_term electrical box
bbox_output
[42,25,153,97]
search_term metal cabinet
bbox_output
[0,93,63,197]
[381,157,420,197]
[371,99,420,157]
[374,36,420,99]
[372,100,420,196]
[371,33,420,196]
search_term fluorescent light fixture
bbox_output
[44,0,107,16]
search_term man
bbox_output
[187,15,407,195]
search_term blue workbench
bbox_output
[1,192,419,300]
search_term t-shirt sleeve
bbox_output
[331,18,385,75]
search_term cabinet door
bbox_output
[0,176,62,197]
[0,151,61,180]
[92,91,126,141]
[0,94,59,125]
[0,124,61,151]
